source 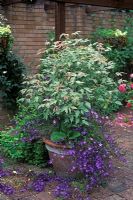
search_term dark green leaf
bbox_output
[50,131,66,142]
[69,131,81,140]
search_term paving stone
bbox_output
[15,197,36,200]
[0,194,10,200]
[36,192,53,200]
[90,188,114,199]
[107,178,129,193]
[120,188,133,200]
[103,195,124,200]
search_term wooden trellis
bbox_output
[50,0,133,40]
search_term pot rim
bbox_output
[43,138,72,150]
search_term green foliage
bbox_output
[47,31,55,44]
[0,25,12,37]
[0,130,47,166]
[0,21,26,109]
[71,180,87,192]
[19,33,123,135]
[0,25,14,50]
[124,82,133,107]
[0,108,48,166]
[0,51,26,109]
[50,131,81,142]
[92,28,133,74]
[50,131,66,142]
[93,28,127,39]
[0,128,30,160]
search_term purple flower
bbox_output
[32,173,50,192]
[0,183,14,195]
[81,130,88,136]
[54,182,71,200]
[85,197,91,200]
[96,157,104,169]
[0,170,12,178]
[21,137,28,142]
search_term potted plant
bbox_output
[43,119,83,178]
[43,111,106,178]
[19,33,124,179]
[0,25,13,49]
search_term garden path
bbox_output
[0,108,132,200]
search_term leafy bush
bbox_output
[0,23,26,109]
[92,28,133,74]
[93,28,127,48]
[1,34,124,165]
[0,108,48,166]
[0,51,26,109]
[19,35,123,130]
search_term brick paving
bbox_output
[90,108,133,200]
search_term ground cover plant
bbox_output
[0,107,48,166]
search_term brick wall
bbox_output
[3,2,128,73]
[65,5,127,36]
[3,1,55,73]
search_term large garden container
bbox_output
[43,138,81,178]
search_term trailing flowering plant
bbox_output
[118,74,133,108]
[31,113,125,200]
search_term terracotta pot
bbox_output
[43,138,81,178]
